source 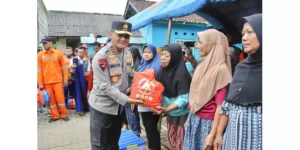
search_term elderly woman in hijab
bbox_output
[183,29,232,150]
[213,14,262,150]
[137,44,162,150]
[124,45,142,137]
[152,43,192,150]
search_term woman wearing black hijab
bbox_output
[213,14,262,150]
[153,43,192,150]
[123,45,142,137]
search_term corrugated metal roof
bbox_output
[48,10,142,37]
[127,0,208,24]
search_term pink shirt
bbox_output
[188,87,227,120]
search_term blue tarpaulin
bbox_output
[127,0,262,37]
[127,0,235,31]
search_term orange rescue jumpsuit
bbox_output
[37,49,69,119]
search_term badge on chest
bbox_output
[107,47,122,83]
[111,76,119,82]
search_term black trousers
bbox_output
[141,112,161,150]
[90,107,123,150]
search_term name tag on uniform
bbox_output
[109,64,121,68]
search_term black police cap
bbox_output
[111,21,132,36]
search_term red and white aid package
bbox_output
[130,69,164,110]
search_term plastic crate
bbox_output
[119,130,145,150]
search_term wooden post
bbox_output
[166,19,172,44]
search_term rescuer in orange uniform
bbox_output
[37,36,70,123]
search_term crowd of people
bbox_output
[37,40,106,118]
[37,13,262,150]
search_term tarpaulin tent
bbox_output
[127,0,262,37]
[126,1,261,148]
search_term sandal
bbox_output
[62,116,70,121]
[48,118,59,123]
[78,112,85,116]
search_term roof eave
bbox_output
[41,0,48,14]
[123,0,130,19]
[128,0,140,13]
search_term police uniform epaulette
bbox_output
[103,47,110,54]
[100,47,111,57]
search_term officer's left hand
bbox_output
[84,72,89,76]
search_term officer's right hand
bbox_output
[127,98,143,105]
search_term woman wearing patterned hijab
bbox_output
[183,29,232,150]
[213,14,262,150]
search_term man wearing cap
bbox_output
[89,21,143,150]
[37,36,70,123]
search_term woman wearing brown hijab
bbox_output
[183,29,232,150]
